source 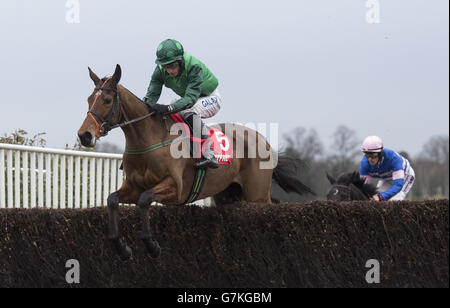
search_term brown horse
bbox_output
[77,64,315,260]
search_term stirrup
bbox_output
[194,137,219,169]
[195,157,220,169]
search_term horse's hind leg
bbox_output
[107,191,132,261]
[240,166,273,203]
[137,190,161,258]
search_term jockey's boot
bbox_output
[182,112,219,169]
[195,135,220,169]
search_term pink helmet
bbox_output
[361,136,383,152]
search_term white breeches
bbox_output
[377,165,416,201]
[176,88,222,119]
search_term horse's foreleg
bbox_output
[137,190,161,259]
[107,191,132,261]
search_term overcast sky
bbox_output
[0,0,448,156]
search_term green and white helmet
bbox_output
[155,39,184,65]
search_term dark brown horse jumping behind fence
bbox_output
[77,64,315,260]
[326,171,378,201]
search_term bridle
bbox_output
[87,78,121,138]
[328,183,371,201]
[87,78,155,138]
[328,184,352,201]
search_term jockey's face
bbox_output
[163,61,180,77]
[365,152,380,165]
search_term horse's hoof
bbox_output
[146,241,161,259]
[118,245,133,261]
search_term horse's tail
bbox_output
[272,153,316,196]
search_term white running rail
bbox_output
[0,143,124,209]
[0,143,211,208]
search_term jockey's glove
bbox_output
[371,193,384,202]
[151,103,171,115]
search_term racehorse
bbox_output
[77,64,315,260]
[326,171,378,201]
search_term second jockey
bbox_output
[359,135,416,201]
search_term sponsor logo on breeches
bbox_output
[202,97,218,108]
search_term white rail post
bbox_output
[90,157,96,207]
[74,156,81,208]
[67,156,73,208]
[103,159,110,205]
[7,150,13,208]
[30,152,36,208]
[14,150,20,207]
[0,149,5,208]
[45,153,51,208]
[110,159,117,193]
[60,155,66,209]
[22,151,29,208]
[52,154,59,209]
[96,158,102,207]
[82,157,88,208]
[38,152,44,208]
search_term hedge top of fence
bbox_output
[0,199,448,288]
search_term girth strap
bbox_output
[182,168,207,205]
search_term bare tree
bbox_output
[271,127,326,201]
[327,125,361,176]
[283,127,324,163]
[413,135,449,198]
[420,135,449,164]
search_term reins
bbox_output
[109,111,155,131]
[87,79,174,154]
[88,79,156,137]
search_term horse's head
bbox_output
[326,173,352,201]
[77,64,122,147]
[326,171,369,201]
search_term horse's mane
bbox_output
[100,76,146,105]
[118,83,146,104]
[336,171,378,198]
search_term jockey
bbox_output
[143,39,221,169]
[359,136,415,201]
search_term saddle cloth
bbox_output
[170,114,232,165]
